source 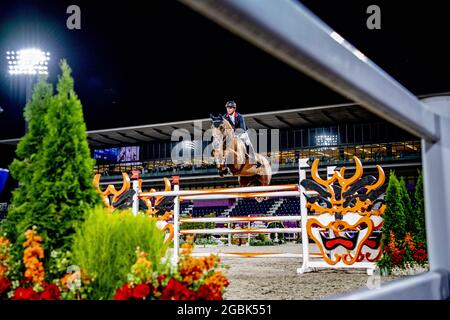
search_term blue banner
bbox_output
[0,169,9,195]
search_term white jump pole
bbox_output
[172,178,180,265]
[228,217,232,246]
[180,227,302,235]
[190,252,305,258]
[139,184,298,197]
[247,216,251,246]
[298,158,311,274]
[132,180,139,216]
[180,216,302,223]
[180,190,300,201]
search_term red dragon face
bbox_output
[301,156,386,265]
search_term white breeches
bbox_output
[237,132,251,146]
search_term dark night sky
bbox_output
[0,0,449,140]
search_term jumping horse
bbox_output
[210,114,272,187]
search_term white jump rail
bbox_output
[132,158,376,275]
[179,191,301,201]
[180,228,303,235]
[180,216,302,223]
[135,181,306,263]
[139,184,299,197]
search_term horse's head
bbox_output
[210,114,233,174]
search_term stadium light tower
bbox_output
[6,49,50,76]
[6,48,51,102]
[5,48,51,131]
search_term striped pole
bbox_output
[180,216,302,223]
[172,179,180,265]
[180,227,302,235]
[139,184,299,198]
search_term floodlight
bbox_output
[6,48,50,75]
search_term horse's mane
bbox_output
[221,118,233,130]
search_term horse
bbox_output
[210,114,272,187]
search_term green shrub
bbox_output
[2,61,100,267]
[72,206,168,300]
[378,171,427,273]
[399,177,413,233]
[250,239,277,246]
[413,170,426,243]
[381,171,407,246]
[2,77,53,239]
[194,237,221,246]
[180,212,216,239]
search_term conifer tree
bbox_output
[1,77,53,241]
[18,60,100,254]
[381,171,407,246]
[413,170,427,243]
[399,177,413,233]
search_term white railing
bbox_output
[135,180,305,263]
[132,158,377,275]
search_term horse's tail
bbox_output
[256,153,272,185]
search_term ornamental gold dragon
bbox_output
[300,156,386,265]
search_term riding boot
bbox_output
[247,144,262,168]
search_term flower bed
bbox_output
[0,228,229,300]
[114,238,229,300]
[377,231,428,275]
[0,228,62,300]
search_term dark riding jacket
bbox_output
[223,112,247,131]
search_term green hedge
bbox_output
[72,207,167,300]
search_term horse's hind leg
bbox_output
[258,174,271,186]
[238,176,254,187]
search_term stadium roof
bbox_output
[0,102,383,147]
[3,90,446,148]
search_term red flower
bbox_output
[20,277,32,285]
[413,249,428,262]
[12,287,38,300]
[114,284,132,300]
[391,251,403,265]
[41,283,61,300]
[0,277,11,296]
[157,274,167,284]
[196,284,223,300]
[196,285,210,300]
[159,279,196,300]
[132,284,150,299]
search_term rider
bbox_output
[223,101,261,168]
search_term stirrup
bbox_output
[249,157,261,168]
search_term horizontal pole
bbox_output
[180,227,302,235]
[180,190,300,200]
[180,215,301,223]
[191,252,304,258]
[139,184,299,198]
[334,270,449,300]
[179,0,439,141]
[306,261,375,269]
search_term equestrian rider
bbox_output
[223,101,261,168]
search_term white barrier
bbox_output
[137,183,304,262]
[180,228,303,235]
[139,184,299,197]
[132,159,376,275]
[180,216,301,223]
